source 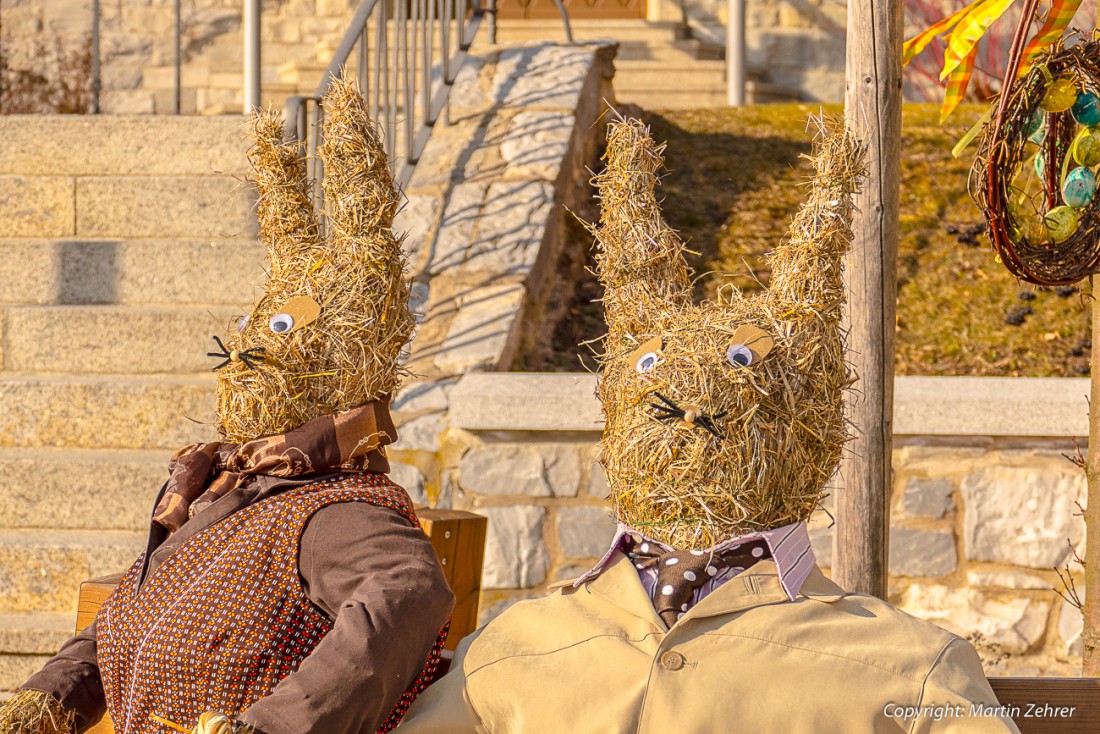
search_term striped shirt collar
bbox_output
[575,521,816,602]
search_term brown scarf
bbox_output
[628,537,771,627]
[153,401,396,533]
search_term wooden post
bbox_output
[1085,293,1100,675]
[836,0,902,599]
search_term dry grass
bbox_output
[215,76,413,443]
[0,689,74,734]
[591,114,865,547]
[524,103,1092,377]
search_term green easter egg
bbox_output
[1044,205,1079,241]
[1035,151,1046,178]
[1072,127,1100,165]
[1026,109,1046,143]
[1063,166,1097,208]
[1072,91,1100,126]
[1041,78,1079,112]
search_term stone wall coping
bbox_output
[450,373,1091,437]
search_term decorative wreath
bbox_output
[972,29,1100,286]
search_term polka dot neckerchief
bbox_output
[625,534,771,627]
[97,472,447,734]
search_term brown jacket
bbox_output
[399,554,1019,734]
[24,473,454,734]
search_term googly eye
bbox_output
[635,351,660,373]
[726,344,753,368]
[270,313,295,334]
[235,315,249,333]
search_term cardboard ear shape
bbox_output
[273,295,321,334]
[628,336,664,373]
[729,325,773,360]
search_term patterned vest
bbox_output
[97,473,447,734]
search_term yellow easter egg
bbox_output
[1072,126,1100,166]
[1043,205,1079,242]
[1040,78,1079,112]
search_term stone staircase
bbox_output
[0,116,259,692]
[493,19,800,108]
[134,13,790,114]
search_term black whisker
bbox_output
[697,417,725,440]
[206,337,266,372]
[652,392,681,411]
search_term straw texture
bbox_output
[0,689,75,734]
[592,114,865,548]
[214,76,413,443]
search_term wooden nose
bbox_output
[679,405,701,428]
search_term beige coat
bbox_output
[400,555,1020,734]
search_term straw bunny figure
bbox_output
[1,77,453,734]
[593,115,855,549]
[397,117,1020,734]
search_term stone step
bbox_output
[0,613,73,692]
[492,19,681,44]
[0,238,265,307]
[0,529,145,613]
[612,41,708,63]
[615,88,730,109]
[0,448,165,532]
[2,305,243,374]
[0,374,217,450]
[0,612,74,654]
[0,175,257,240]
[615,59,726,92]
[0,116,250,176]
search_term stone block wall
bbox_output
[407,373,1089,677]
[0,0,363,113]
[648,0,847,101]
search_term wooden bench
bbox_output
[75,507,487,734]
[986,678,1099,733]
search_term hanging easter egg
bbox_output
[1040,77,1079,112]
[1072,126,1100,165]
[1072,91,1100,126]
[1025,109,1046,143]
[1007,202,1029,243]
[1044,205,1079,242]
[1062,166,1097,208]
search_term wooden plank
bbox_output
[989,678,1100,733]
[1085,299,1099,674]
[419,509,487,650]
[75,574,124,634]
[836,0,902,600]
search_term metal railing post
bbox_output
[243,0,262,113]
[174,0,182,114]
[283,0,490,190]
[726,0,746,106]
[91,0,101,113]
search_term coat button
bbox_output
[660,651,685,671]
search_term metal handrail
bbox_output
[283,0,492,192]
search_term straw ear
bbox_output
[248,110,321,275]
[319,76,400,241]
[766,119,865,320]
[592,116,693,348]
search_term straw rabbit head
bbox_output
[592,117,865,549]
[213,77,413,443]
